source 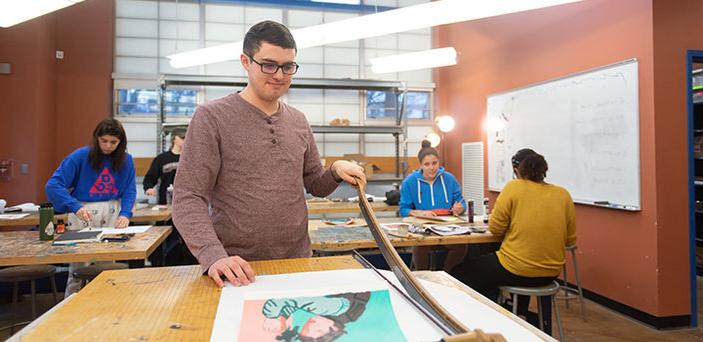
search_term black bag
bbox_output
[385,189,400,205]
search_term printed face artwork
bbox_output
[98,135,120,155]
[237,289,407,342]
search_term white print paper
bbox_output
[0,213,31,219]
[80,225,152,235]
[210,269,544,342]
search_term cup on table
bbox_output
[0,199,5,214]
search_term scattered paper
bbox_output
[4,203,39,212]
[0,213,31,219]
[79,225,152,235]
[427,224,471,236]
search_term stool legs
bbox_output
[553,295,566,341]
[571,249,587,320]
[11,281,18,334]
[30,279,37,319]
[50,275,59,304]
[563,262,570,308]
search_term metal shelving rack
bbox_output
[158,74,433,179]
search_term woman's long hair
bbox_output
[89,118,128,171]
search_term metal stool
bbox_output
[500,281,565,341]
[0,265,59,333]
[72,263,129,287]
[559,244,586,320]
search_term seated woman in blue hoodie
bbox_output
[400,139,466,270]
[46,118,136,295]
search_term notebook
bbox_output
[52,230,104,245]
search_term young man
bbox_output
[143,126,186,205]
[173,21,365,287]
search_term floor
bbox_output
[2,278,703,341]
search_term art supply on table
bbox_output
[426,224,471,236]
[381,222,412,237]
[467,199,474,223]
[482,197,490,224]
[56,219,66,234]
[323,217,356,225]
[52,230,103,245]
[39,202,55,241]
[101,233,134,242]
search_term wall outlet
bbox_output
[56,50,64,59]
[20,163,29,175]
[0,159,13,181]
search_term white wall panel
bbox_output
[116,0,157,19]
[324,65,359,79]
[206,4,244,23]
[159,21,200,40]
[206,23,245,41]
[115,57,158,74]
[296,47,324,64]
[159,2,200,21]
[116,38,158,57]
[324,47,359,65]
[398,33,431,51]
[116,18,158,38]
[244,7,283,25]
[288,9,323,27]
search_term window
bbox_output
[367,90,431,121]
[116,88,197,116]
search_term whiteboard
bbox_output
[486,59,640,210]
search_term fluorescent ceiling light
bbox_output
[371,47,457,74]
[0,0,84,28]
[168,0,583,68]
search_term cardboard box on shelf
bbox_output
[342,154,380,178]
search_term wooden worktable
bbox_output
[17,256,362,341]
[0,205,172,228]
[12,255,553,341]
[307,200,398,214]
[0,226,172,266]
[309,217,500,251]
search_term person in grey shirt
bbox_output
[173,20,365,288]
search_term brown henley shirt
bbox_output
[172,93,340,272]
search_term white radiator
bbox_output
[462,142,485,215]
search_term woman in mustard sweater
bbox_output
[451,148,576,310]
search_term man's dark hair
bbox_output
[89,118,128,171]
[511,148,548,183]
[243,20,297,57]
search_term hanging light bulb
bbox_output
[425,132,441,148]
[435,115,456,133]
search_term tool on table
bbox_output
[353,178,506,342]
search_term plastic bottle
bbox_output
[56,219,66,234]
[482,197,490,224]
[39,202,55,241]
[166,184,174,205]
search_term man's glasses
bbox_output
[246,54,299,75]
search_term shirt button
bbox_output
[272,138,277,144]
[267,119,272,124]
[270,128,275,134]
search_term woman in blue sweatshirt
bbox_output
[46,118,136,295]
[400,139,466,270]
